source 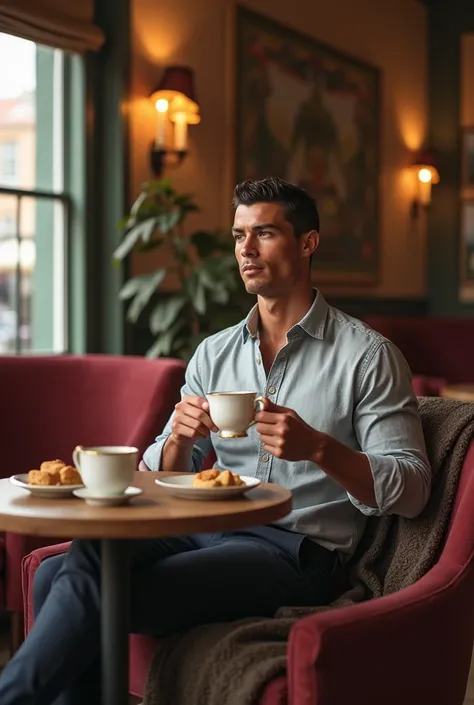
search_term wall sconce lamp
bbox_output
[410,150,440,218]
[149,66,201,178]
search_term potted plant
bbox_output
[113,178,246,360]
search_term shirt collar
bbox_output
[242,288,328,342]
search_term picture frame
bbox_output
[460,199,474,287]
[461,127,474,191]
[235,7,381,285]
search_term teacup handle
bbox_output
[248,395,266,428]
[73,445,83,470]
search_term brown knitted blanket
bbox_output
[144,397,474,705]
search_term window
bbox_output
[0,141,19,184]
[0,214,14,235]
[0,33,77,354]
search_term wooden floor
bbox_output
[0,616,472,703]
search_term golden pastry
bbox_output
[59,466,82,485]
[28,469,60,486]
[192,468,245,488]
[192,469,220,488]
[40,459,65,475]
[218,470,235,486]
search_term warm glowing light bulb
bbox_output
[418,167,432,183]
[155,98,169,113]
[155,99,169,147]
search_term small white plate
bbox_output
[10,474,84,498]
[155,474,260,501]
[73,486,143,507]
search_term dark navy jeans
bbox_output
[0,526,335,705]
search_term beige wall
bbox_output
[131,0,428,298]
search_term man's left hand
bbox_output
[255,399,326,462]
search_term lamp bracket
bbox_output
[150,144,188,178]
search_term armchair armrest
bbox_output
[22,541,71,636]
[288,562,473,705]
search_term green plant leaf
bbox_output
[125,269,167,322]
[175,193,199,214]
[171,234,190,265]
[130,191,148,217]
[149,296,187,334]
[185,272,207,315]
[191,230,223,258]
[156,210,181,233]
[210,286,230,305]
[136,238,164,254]
[146,333,173,359]
[119,274,153,301]
[113,227,143,262]
[146,318,182,358]
[113,219,159,261]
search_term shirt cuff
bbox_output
[347,452,404,516]
[142,438,168,472]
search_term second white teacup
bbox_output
[206,392,265,439]
[73,445,138,497]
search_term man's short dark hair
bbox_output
[232,176,320,236]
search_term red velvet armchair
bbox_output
[21,436,474,703]
[0,354,185,649]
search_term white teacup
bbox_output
[73,445,138,497]
[206,392,265,439]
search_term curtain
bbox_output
[0,0,105,53]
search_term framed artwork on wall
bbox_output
[460,200,474,286]
[461,127,474,192]
[235,7,381,285]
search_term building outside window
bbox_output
[0,140,19,184]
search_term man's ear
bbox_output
[301,230,319,259]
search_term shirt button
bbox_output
[268,386,276,395]
[262,454,270,462]
[256,358,261,365]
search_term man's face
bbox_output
[232,202,317,297]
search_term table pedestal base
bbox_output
[101,539,130,705]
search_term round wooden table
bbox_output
[441,384,474,402]
[0,472,291,705]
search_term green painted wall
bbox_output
[428,0,474,316]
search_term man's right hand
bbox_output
[169,395,218,447]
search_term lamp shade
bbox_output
[150,66,199,114]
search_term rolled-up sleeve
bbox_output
[349,341,432,518]
[142,342,213,472]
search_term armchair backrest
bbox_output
[442,438,474,568]
[0,354,185,478]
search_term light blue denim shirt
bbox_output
[144,290,431,557]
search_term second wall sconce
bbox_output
[149,65,201,178]
[410,150,440,218]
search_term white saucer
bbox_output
[155,474,260,501]
[73,486,143,507]
[10,474,84,498]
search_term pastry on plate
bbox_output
[28,469,61,486]
[59,465,82,485]
[192,469,245,488]
[28,460,82,486]
[40,459,66,475]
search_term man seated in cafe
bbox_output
[0,176,431,705]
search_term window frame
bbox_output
[0,40,79,355]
